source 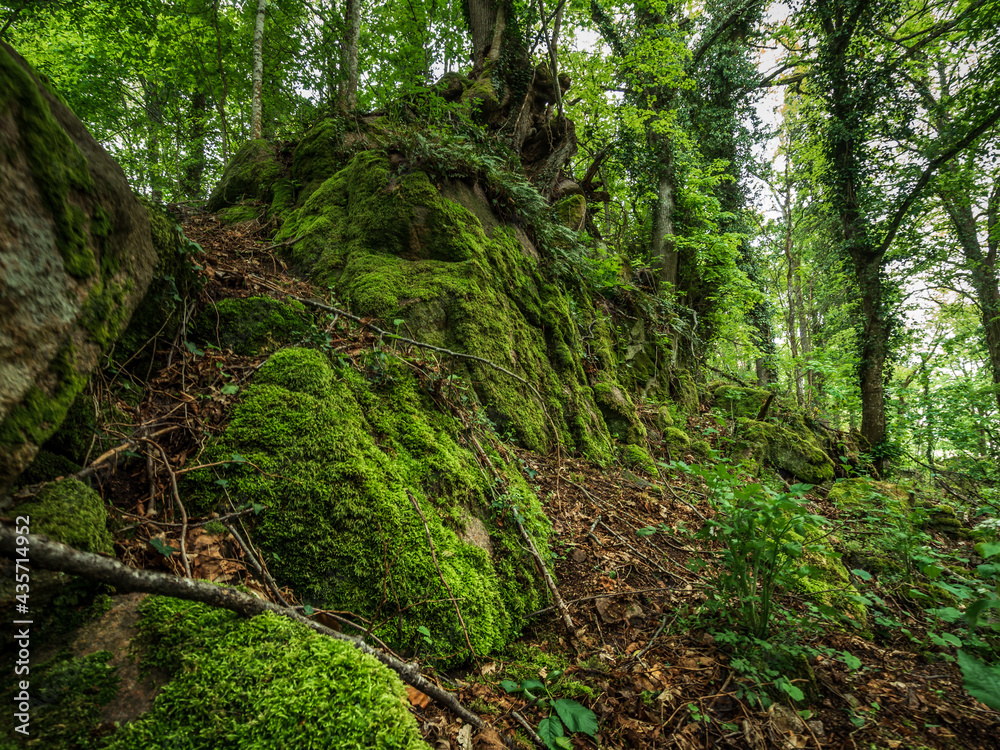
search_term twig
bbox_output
[515,514,574,632]
[633,614,669,660]
[0,527,484,729]
[406,489,478,665]
[117,507,258,528]
[259,235,303,251]
[527,586,683,617]
[511,710,547,749]
[146,440,192,578]
[597,519,671,576]
[222,521,290,608]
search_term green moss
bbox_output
[216,203,262,225]
[194,296,310,356]
[104,596,430,750]
[16,449,79,485]
[290,117,353,204]
[621,444,658,477]
[11,478,112,554]
[185,348,550,667]
[206,139,282,212]
[661,426,691,456]
[555,194,586,230]
[274,150,629,461]
[712,384,769,419]
[0,343,87,449]
[0,650,119,750]
[0,47,95,278]
[735,418,835,485]
[671,368,700,413]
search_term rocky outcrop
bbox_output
[0,43,157,496]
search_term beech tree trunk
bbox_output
[250,0,266,140]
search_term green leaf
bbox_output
[221,384,239,395]
[149,538,178,556]
[787,483,814,494]
[552,698,598,737]
[303,604,314,615]
[957,650,1000,710]
[520,679,545,693]
[537,716,564,750]
[252,503,263,515]
[975,542,1000,559]
[500,680,520,694]
[851,568,872,581]
[214,478,229,488]
[230,453,247,464]
[775,678,804,702]
[636,526,657,537]
[842,652,862,670]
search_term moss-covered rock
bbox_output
[11,478,113,554]
[661,426,691,457]
[193,296,310,356]
[670,368,700,414]
[621,444,658,477]
[185,347,550,667]
[735,418,835,484]
[712,384,769,419]
[0,43,157,496]
[103,597,431,750]
[205,139,283,213]
[273,149,642,460]
[0,596,430,750]
[555,194,586,230]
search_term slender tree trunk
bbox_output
[339,0,361,112]
[250,0,266,140]
[182,92,208,199]
[212,0,231,161]
[938,169,1000,413]
[654,146,678,291]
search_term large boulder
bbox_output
[0,43,157,496]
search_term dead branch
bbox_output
[0,527,484,729]
[514,515,574,632]
[145,440,192,578]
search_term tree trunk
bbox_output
[181,92,208,199]
[653,147,678,291]
[212,0,230,161]
[339,0,361,112]
[467,0,498,76]
[250,0,266,140]
[938,168,1000,414]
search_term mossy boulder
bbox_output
[555,194,586,230]
[712,384,769,419]
[0,479,113,648]
[272,148,643,459]
[0,43,157,496]
[670,368,700,414]
[828,478,908,513]
[185,347,551,667]
[661,426,691,457]
[205,139,283,213]
[0,596,430,750]
[736,418,835,484]
[193,296,310,356]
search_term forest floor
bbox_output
[93,212,999,750]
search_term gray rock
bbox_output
[0,43,156,496]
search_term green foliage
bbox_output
[692,462,828,639]
[500,671,598,750]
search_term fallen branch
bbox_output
[145,440,192,578]
[515,515,574,632]
[0,527,484,729]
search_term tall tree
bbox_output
[250,0,266,140]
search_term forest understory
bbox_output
[20,212,994,750]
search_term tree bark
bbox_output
[250,0,266,140]
[938,166,1000,414]
[338,0,361,112]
